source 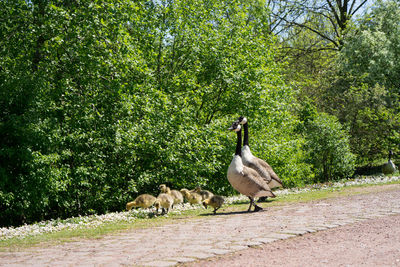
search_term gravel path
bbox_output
[2,184,400,267]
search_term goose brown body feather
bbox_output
[227,155,275,199]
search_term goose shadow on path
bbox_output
[199,208,270,217]
[198,197,276,216]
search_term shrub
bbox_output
[302,113,355,181]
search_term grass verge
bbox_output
[1,180,400,251]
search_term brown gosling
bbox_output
[180,188,202,205]
[203,195,225,214]
[154,193,174,215]
[126,194,156,211]
[193,186,214,201]
[159,184,184,207]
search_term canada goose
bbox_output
[203,195,225,214]
[154,193,174,215]
[236,116,283,189]
[159,184,184,207]
[180,188,202,205]
[382,150,397,175]
[126,194,157,211]
[193,186,214,200]
[227,121,275,212]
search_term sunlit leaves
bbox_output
[302,113,355,181]
[0,0,325,227]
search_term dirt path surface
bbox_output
[187,213,400,267]
[2,184,400,267]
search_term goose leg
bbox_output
[213,207,220,214]
[249,197,263,212]
[248,197,254,212]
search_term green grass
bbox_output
[1,180,399,251]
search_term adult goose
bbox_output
[236,116,283,189]
[227,121,275,212]
[382,150,397,175]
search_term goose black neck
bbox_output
[243,122,249,147]
[235,128,242,156]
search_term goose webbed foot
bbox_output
[253,204,263,212]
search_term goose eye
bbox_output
[228,122,240,131]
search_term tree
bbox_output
[276,0,369,120]
[279,0,399,166]
[329,0,400,164]
[273,0,370,51]
[340,0,400,95]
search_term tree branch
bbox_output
[326,0,342,28]
[350,0,368,15]
[280,16,339,48]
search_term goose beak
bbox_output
[228,122,241,131]
[228,121,238,131]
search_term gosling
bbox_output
[159,184,184,207]
[180,188,202,205]
[193,186,214,201]
[203,195,225,214]
[154,193,174,215]
[126,194,156,211]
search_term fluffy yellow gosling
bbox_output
[126,194,156,211]
[154,193,174,215]
[180,188,202,205]
[159,184,184,207]
[193,186,214,201]
[202,195,225,214]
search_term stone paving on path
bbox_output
[2,185,400,267]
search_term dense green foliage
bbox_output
[303,113,355,181]
[1,0,398,227]
[0,0,304,226]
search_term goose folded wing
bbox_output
[253,157,283,186]
[241,166,275,198]
[245,159,272,183]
